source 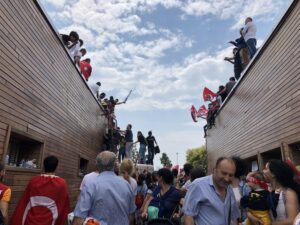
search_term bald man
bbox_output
[72,151,136,225]
[183,157,240,225]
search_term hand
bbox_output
[141,211,148,219]
[224,57,229,61]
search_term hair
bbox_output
[137,173,146,186]
[145,172,152,187]
[172,168,178,178]
[250,171,266,182]
[157,168,173,185]
[69,31,79,41]
[229,77,235,81]
[184,163,193,176]
[43,156,58,173]
[219,85,225,90]
[0,163,4,172]
[148,131,152,135]
[79,39,83,46]
[247,17,253,21]
[96,152,116,172]
[215,156,235,168]
[190,167,206,182]
[231,156,248,178]
[120,159,134,182]
[128,124,132,129]
[152,171,158,182]
[268,159,300,203]
[80,48,87,55]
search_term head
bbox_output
[218,85,225,91]
[79,39,84,47]
[231,156,248,179]
[96,151,117,172]
[190,167,206,182]
[233,48,238,55]
[157,168,173,186]
[127,124,132,130]
[245,17,253,25]
[0,164,5,181]
[172,168,178,178]
[183,163,193,179]
[43,156,59,173]
[229,77,236,82]
[246,171,268,190]
[137,173,146,186]
[145,172,153,186]
[83,58,91,63]
[152,171,158,183]
[148,131,152,136]
[137,131,142,137]
[96,82,101,87]
[80,48,87,57]
[69,31,79,42]
[99,92,106,99]
[213,157,236,189]
[120,159,134,176]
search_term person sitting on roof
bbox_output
[60,31,78,47]
[217,85,227,105]
[75,48,87,67]
[80,58,92,81]
[229,28,250,68]
[218,77,236,97]
[224,48,243,80]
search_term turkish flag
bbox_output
[10,175,70,225]
[203,87,218,102]
[191,105,197,122]
[80,61,92,81]
[196,105,208,119]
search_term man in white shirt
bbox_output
[89,82,101,99]
[242,17,257,59]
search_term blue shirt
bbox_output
[125,130,133,142]
[150,186,182,219]
[74,171,136,225]
[183,175,239,225]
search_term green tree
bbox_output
[160,153,172,168]
[186,145,208,173]
[131,144,139,164]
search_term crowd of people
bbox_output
[103,124,159,165]
[202,17,257,137]
[3,153,300,225]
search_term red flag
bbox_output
[10,175,70,225]
[196,105,208,119]
[190,105,197,122]
[172,165,179,171]
[286,159,300,184]
[203,87,217,101]
[80,61,92,81]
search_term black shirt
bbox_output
[138,135,147,145]
[146,136,156,148]
[241,189,270,211]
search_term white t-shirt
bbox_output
[129,177,137,196]
[68,42,80,60]
[80,171,99,191]
[89,84,100,98]
[232,187,242,207]
[274,191,287,221]
[242,21,257,41]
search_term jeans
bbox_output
[125,142,133,159]
[148,147,155,165]
[246,38,257,59]
[139,144,146,164]
[118,147,125,162]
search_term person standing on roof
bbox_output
[146,131,157,165]
[242,17,257,59]
[125,124,133,159]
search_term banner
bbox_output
[197,105,208,119]
[191,105,197,122]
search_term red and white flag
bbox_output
[196,105,208,119]
[203,87,218,102]
[10,175,70,225]
[191,105,198,122]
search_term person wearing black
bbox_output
[125,124,133,159]
[134,131,147,164]
[111,127,121,154]
[146,131,157,165]
[224,48,244,80]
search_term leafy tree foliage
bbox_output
[186,145,207,173]
[160,153,172,168]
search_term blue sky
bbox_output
[41,0,292,169]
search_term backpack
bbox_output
[135,185,145,209]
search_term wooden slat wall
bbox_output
[0,0,107,215]
[206,0,300,171]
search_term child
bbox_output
[241,171,271,225]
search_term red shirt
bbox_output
[80,61,92,81]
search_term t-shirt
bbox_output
[68,42,80,60]
[240,189,270,211]
[89,84,100,98]
[146,136,156,148]
[242,21,257,42]
[80,61,92,81]
[150,186,182,219]
[125,130,133,142]
[129,177,137,196]
[225,81,236,94]
[138,135,147,145]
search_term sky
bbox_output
[40,0,292,169]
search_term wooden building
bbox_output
[0,0,107,215]
[206,0,300,172]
